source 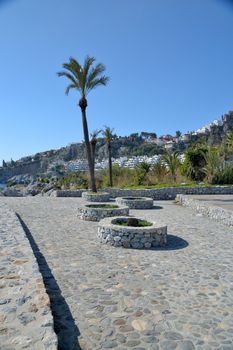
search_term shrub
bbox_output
[202,146,222,184]
[134,162,151,185]
[99,165,136,188]
[212,165,233,184]
[56,172,88,189]
[181,145,207,181]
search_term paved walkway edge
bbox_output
[176,194,233,227]
[0,202,58,349]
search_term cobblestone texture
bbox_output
[0,202,57,350]
[1,197,233,349]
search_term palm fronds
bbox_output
[57,55,109,97]
[102,126,114,143]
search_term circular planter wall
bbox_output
[98,216,167,248]
[77,203,129,221]
[82,191,111,202]
[116,197,153,209]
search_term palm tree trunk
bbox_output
[79,98,97,192]
[108,143,113,187]
[173,174,176,182]
[91,142,96,171]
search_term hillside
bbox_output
[1,110,233,182]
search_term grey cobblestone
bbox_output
[1,197,233,349]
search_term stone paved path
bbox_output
[1,197,233,350]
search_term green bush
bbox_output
[212,165,233,184]
[181,145,207,181]
[56,172,88,189]
[99,165,136,188]
[134,162,151,185]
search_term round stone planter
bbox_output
[77,203,129,222]
[116,196,153,209]
[98,216,167,248]
[82,191,111,202]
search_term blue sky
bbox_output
[0,0,233,162]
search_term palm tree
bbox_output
[90,129,101,171]
[58,56,109,192]
[175,130,182,138]
[162,151,181,182]
[103,126,114,187]
[152,161,167,183]
[135,162,151,185]
[202,146,222,184]
[226,132,233,155]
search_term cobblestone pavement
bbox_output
[1,197,233,350]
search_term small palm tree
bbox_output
[152,161,167,183]
[58,56,109,192]
[162,151,181,182]
[135,162,151,186]
[103,126,114,187]
[90,129,101,171]
[226,132,233,155]
[202,146,222,184]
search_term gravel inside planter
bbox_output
[86,204,119,209]
[112,217,153,227]
[123,197,144,200]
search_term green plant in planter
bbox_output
[114,218,153,227]
[86,204,118,209]
[124,197,144,200]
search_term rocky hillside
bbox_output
[0,134,164,182]
[1,110,233,183]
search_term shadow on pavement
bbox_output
[158,234,189,250]
[127,234,188,251]
[151,205,163,210]
[17,214,83,350]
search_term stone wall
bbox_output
[56,189,85,197]
[0,202,57,349]
[54,186,233,200]
[98,217,167,248]
[82,191,111,202]
[107,185,233,200]
[77,204,129,221]
[176,194,233,227]
[116,197,153,209]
